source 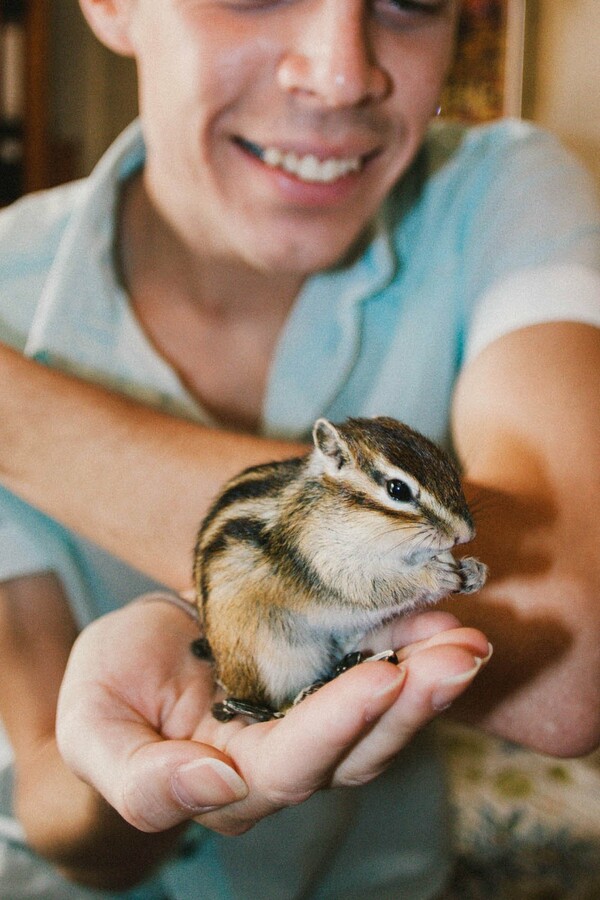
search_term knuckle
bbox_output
[337,758,393,788]
[203,818,256,837]
[120,776,169,833]
[261,782,315,810]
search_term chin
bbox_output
[254,245,352,277]
[244,221,374,276]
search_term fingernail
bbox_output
[481,642,494,664]
[431,652,488,712]
[172,758,248,812]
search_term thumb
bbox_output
[56,689,248,832]
[119,739,250,831]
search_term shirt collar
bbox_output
[22,123,207,419]
[25,120,146,371]
[25,119,401,435]
[262,208,398,439]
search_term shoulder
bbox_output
[394,119,597,224]
[0,121,144,273]
[386,119,599,279]
[0,181,86,347]
[0,179,85,265]
[423,118,588,182]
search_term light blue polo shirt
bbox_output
[0,118,599,899]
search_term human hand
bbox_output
[56,598,490,837]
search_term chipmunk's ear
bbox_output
[313,419,351,473]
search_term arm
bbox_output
[2,331,598,758]
[4,324,600,760]
[0,572,190,889]
[0,349,492,840]
[446,321,600,756]
[0,344,304,590]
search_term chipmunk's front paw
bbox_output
[456,557,488,594]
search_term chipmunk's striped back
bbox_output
[194,456,306,619]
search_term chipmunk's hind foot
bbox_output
[334,648,399,672]
[457,557,488,594]
[332,650,366,676]
[211,650,400,722]
[291,649,399,706]
[212,697,284,723]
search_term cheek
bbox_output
[157,8,277,105]
[134,27,274,146]
[383,27,456,119]
[128,9,226,116]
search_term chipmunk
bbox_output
[192,416,487,722]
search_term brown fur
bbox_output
[193,417,487,710]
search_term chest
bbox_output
[132,293,291,433]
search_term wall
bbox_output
[49,0,137,179]
[530,0,600,188]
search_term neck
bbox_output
[114,171,304,432]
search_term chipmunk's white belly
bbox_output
[254,624,335,706]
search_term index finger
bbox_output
[195,657,408,834]
[358,609,464,654]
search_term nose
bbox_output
[454,520,475,546]
[276,1,391,109]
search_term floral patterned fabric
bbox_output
[439,722,600,899]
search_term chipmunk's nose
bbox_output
[453,519,475,546]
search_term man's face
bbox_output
[124,0,459,276]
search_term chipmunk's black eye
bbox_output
[386,479,414,503]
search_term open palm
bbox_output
[57,597,490,837]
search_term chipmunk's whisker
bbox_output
[412,528,439,554]
[367,523,418,550]
[370,521,416,539]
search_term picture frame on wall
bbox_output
[443,0,528,122]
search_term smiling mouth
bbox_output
[235,137,370,184]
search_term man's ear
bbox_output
[78,0,135,57]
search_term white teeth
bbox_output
[263,147,283,167]
[261,146,362,183]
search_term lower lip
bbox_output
[234,141,370,209]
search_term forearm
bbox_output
[0,344,305,589]
[448,323,600,756]
[15,736,183,890]
[0,570,182,888]
[443,477,600,756]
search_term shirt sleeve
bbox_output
[465,263,600,363]
[460,122,600,359]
